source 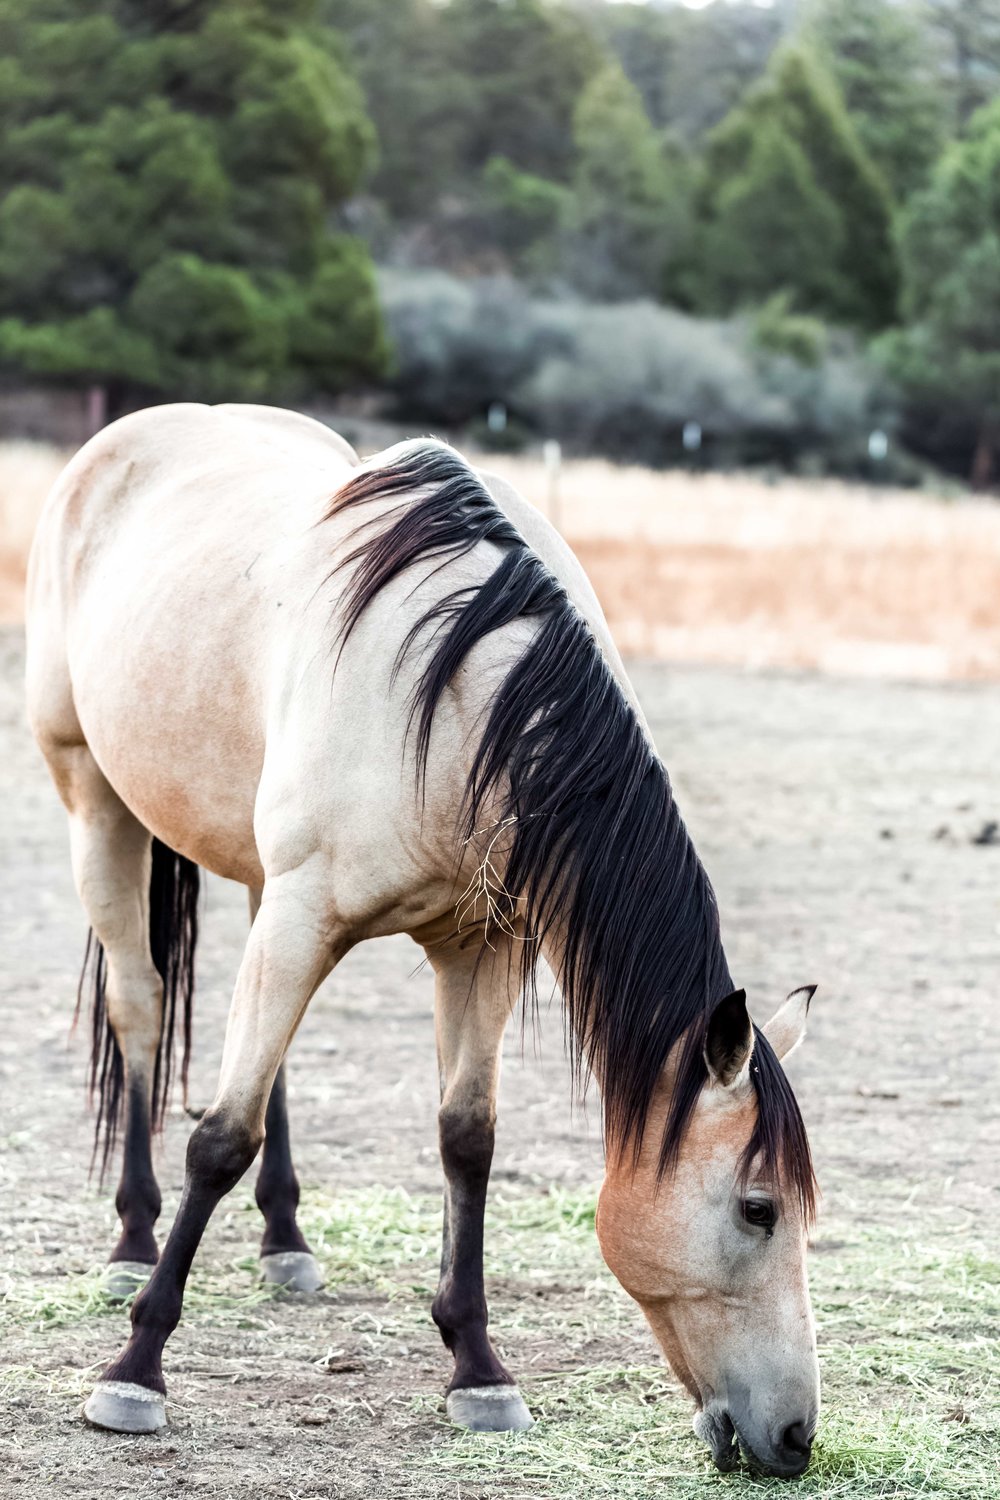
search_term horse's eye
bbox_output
[741,1198,777,1233]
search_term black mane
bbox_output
[327,442,815,1216]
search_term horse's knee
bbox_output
[186,1109,261,1195]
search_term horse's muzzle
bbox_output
[694,1405,815,1479]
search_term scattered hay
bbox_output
[5,1184,994,1496]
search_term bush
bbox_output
[379,268,899,474]
[523,301,895,471]
[377,269,563,424]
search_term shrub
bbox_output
[379,269,898,474]
[377,269,564,424]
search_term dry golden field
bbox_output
[485,453,1000,682]
[3,437,998,680]
[0,441,68,623]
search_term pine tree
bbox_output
[807,0,946,199]
[879,98,1000,486]
[690,45,899,330]
[0,0,388,409]
[564,64,691,300]
[701,120,844,314]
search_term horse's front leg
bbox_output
[83,870,343,1434]
[428,938,533,1432]
[247,888,323,1293]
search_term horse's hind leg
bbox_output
[53,745,165,1297]
[83,869,341,1433]
[250,877,323,1293]
[428,937,533,1433]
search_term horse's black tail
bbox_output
[77,838,200,1181]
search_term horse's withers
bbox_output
[597,989,819,1479]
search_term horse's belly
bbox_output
[90,726,264,886]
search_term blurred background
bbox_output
[1,0,998,678]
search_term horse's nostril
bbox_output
[779,1420,813,1460]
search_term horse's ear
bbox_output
[704,989,754,1088]
[763,986,816,1062]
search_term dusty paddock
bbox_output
[1,621,998,1499]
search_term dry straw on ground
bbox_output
[484,454,1000,682]
[3,438,998,680]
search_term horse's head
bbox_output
[597,987,818,1479]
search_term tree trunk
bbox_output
[970,417,998,492]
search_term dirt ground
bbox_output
[1,622,998,1499]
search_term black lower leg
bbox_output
[255,1064,310,1257]
[111,1078,161,1265]
[431,1105,512,1392]
[100,1110,259,1394]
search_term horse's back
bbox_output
[31,403,354,559]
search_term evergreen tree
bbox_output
[807,0,946,199]
[690,45,898,330]
[879,99,1000,486]
[0,0,387,408]
[564,64,691,300]
[441,0,602,183]
[700,119,844,314]
[594,0,798,141]
[480,157,569,270]
[325,0,600,222]
[320,0,472,221]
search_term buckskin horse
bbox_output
[26,403,819,1476]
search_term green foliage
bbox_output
[441,0,602,183]
[479,157,569,273]
[564,64,692,300]
[700,117,846,315]
[878,97,1000,483]
[752,292,829,368]
[807,0,947,199]
[0,0,387,401]
[319,0,475,221]
[324,0,601,221]
[691,45,899,333]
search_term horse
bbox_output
[26,403,820,1478]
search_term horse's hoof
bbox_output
[446,1385,534,1432]
[83,1380,166,1434]
[259,1250,324,1293]
[102,1261,154,1303]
